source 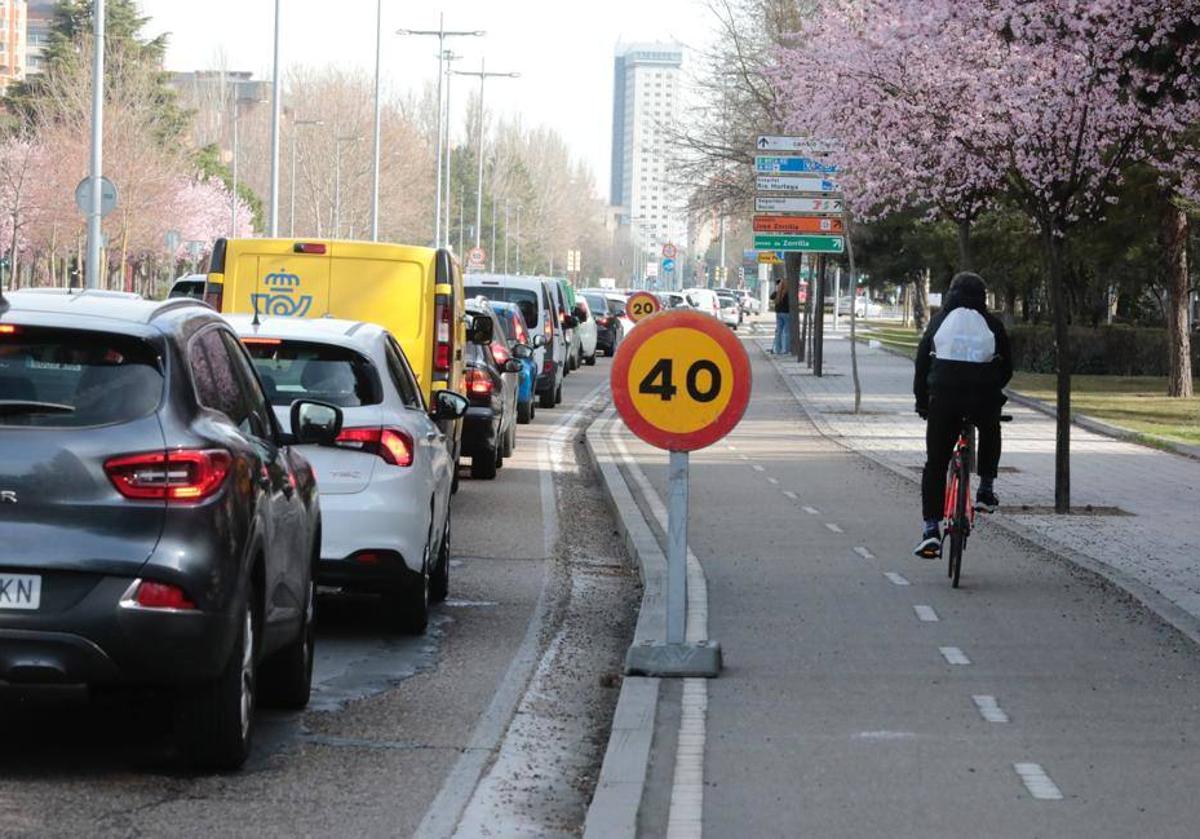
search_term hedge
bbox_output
[1008,324,1200,375]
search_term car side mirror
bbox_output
[564,315,579,329]
[431,390,469,421]
[531,334,547,349]
[512,343,533,360]
[290,400,343,446]
[470,317,494,345]
[617,310,627,318]
[574,305,589,322]
[503,358,523,374]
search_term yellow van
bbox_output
[204,238,471,478]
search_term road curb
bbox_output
[581,407,663,839]
[756,337,1200,651]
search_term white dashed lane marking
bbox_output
[767,477,779,485]
[802,506,820,515]
[853,546,875,560]
[913,604,939,622]
[939,646,971,665]
[1014,763,1063,800]
[973,695,1010,723]
[783,491,798,501]
[824,522,843,533]
[752,464,765,473]
[883,572,910,586]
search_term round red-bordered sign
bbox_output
[625,290,662,323]
[611,309,752,451]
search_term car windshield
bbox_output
[243,339,380,408]
[467,286,538,328]
[583,294,609,314]
[0,326,163,428]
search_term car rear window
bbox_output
[466,286,538,328]
[583,294,609,315]
[243,339,381,408]
[0,326,163,428]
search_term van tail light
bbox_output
[335,427,414,467]
[433,293,452,380]
[294,242,327,254]
[105,450,231,502]
[131,580,197,610]
[491,341,510,366]
[466,368,494,398]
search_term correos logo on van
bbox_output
[251,271,313,317]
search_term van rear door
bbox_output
[233,249,333,320]
[328,256,428,380]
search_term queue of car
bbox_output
[0,239,605,772]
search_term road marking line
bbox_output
[855,731,916,740]
[739,454,750,461]
[853,546,875,559]
[883,571,910,586]
[973,695,1010,723]
[939,646,971,665]
[752,464,765,472]
[1014,763,1063,800]
[783,491,798,500]
[824,522,843,533]
[802,506,820,515]
[913,604,939,622]
[766,477,779,485]
[726,444,737,451]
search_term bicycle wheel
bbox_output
[951,455,970,588]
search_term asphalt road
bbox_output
[0,359,633,839]
[624,328,1200,837]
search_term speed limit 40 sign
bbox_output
[625,290,661,323]
[611,309,751,452]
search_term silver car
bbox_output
[226,315,468,634]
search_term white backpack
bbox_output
[932,308,995,363]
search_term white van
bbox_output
[466,274,566,408]
[685,288,722,320]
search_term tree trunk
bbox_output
[956,218,973,273]
[846,228,862,413]
[1044,230,1072,513]
[913,269,930,332]
[1162,199,1193,397]
[785,251,802,361]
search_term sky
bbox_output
[139,0,717,195]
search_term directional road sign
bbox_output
[756,136,841,155]
[75,176,118,218]
[757,251,785,265]
[661,257,676,273]
[756,175,841,194]
[755,156,838,175]
[753,215,844,235]
[753,234,845,254]
[626,290,662,323]
[611,309,751,452]
[662,242,677,259]
[755,195,845,214]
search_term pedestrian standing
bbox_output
[772,276,791,354]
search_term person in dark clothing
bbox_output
[912,272,1013,558]
[771,276,791,354]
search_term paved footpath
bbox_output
[611,325,1200,837]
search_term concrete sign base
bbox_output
[624,640,723,678]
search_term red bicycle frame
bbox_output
[943,430,975,532]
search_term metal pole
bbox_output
[718,216,726,288]
[504,198,510,273]
[666,450,689,645]
[443,58,454,248]
[458,184,465,257]
[289,129,297,236]
[334,140,342,238]
[833,266,841,331]
[85,0,105,289]
[432,19,445,245]
[230,94,239,235]
[370,0,383,241]
[268,0,282,236]
[475,60,486,249]
[490,190,497,271]
[515,204,521,274]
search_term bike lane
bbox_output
[615,332,1200,837]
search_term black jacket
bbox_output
[913,292,1012,411]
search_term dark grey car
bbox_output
[0,289,343,769]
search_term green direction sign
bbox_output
[753,234,845,253]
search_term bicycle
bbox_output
[943,414,1012,588]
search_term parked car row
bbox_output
[0,240,606,772]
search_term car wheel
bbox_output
[501,420,516,458]
[517,399,532,424]
[539,386,556,409]
[471,445,498,479]
[431,512,450,603]
[175,594,257,770]
[554,383,563,405]
[584,352,596,366]
[259,571,315,710]
[386,529,431,635]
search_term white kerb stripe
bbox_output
[884,572,910,586]
[939,646,971,665]
[853,546,875,559]
[913,604,939,622]
[973,695,1010,723]
[1014,763,1063,800]
[824,522,843,533]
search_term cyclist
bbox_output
[913,272,1012,558]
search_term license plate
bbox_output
[0,574,41,610]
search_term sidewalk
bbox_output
[763,329,1200,639]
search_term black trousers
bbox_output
[921,392,1001,521]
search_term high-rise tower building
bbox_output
[610,42,685,271]
[0,0,28,91]
[22,0,51,76]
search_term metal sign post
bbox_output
[665,449,689,646]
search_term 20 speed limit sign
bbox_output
[611,309,752,451]
[625,290,661,323]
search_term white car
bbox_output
[715,290,742,329]
[685,288,722,320]
[573,296,599,365]
[607,293,636,336]
[659,291,692,310]
[228,314,468,634]
[735,289,761,315]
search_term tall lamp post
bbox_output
[333,135,362,239]
[397,17,484,248]
[268,0,283,236]
[441,50,463,249]
[370,0,382,241]
[453,59,519,249]
[85,0,105,289]
[289,118,324,236]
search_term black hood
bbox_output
[943,272,987,313]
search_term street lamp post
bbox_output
[370,0,382,241]
[334,135,362,239]
[85,0,105,289]
[268,0,283,236]
[290,119,324,237]
[442,50,462,249]
[397,18,484,248]
[453,60,519,250]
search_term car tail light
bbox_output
[597,316,610,326]
[543,357,553,374]
[466,368,493,397]
[132,580,197,610]
[294,242,327,254]
[105,450,231,502]
[0,324,18,335]
[433,294,452,380]
[491,341,510,366]
[241,337,281,346]
[335,427,414,466]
